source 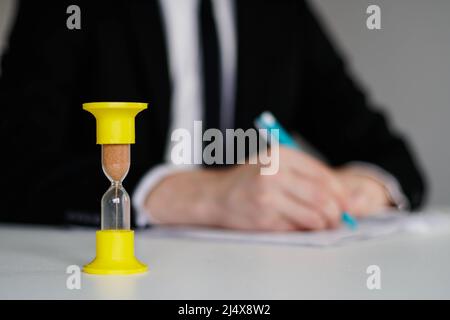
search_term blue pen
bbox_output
[255,111,358,230]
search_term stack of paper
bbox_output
[144,211,450,247]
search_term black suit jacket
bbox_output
[0,0,426,226]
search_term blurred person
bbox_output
[0,0,426,231]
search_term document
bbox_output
[145,211,450,247]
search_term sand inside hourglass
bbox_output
[101,144,131,230]
[102,144,130,182]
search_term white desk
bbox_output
[0,224,449,299]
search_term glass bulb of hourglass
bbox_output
[101,144,131,230]
[101,182,130,230]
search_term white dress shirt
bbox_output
[132,0,237,226]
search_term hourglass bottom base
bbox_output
[83,230,148,275]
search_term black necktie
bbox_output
[200,0,221,134]
[200,0,224,166]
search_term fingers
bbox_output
[348,184,388,217]
[279,147,350,217]
[348,191,370,216]
[335,168,391,217]
[274,168,343,228]
[250,194,326,231]
[284,147,346,185]
[274,192,328,230]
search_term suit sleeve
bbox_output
[294,1,426,209]
[0,1,105,225]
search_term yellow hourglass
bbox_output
[82,102,148,275]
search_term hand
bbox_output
[335,167,392,217]
[146,147,351,231]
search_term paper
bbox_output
[144,211,450,247]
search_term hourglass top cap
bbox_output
[83,102,148,144]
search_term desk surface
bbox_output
[0,224,450,299]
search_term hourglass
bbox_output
[82,102,148,275]
[101,144,131,230]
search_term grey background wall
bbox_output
[311,0,450,207]
[0,0,14,70]
[0,0,449,207]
